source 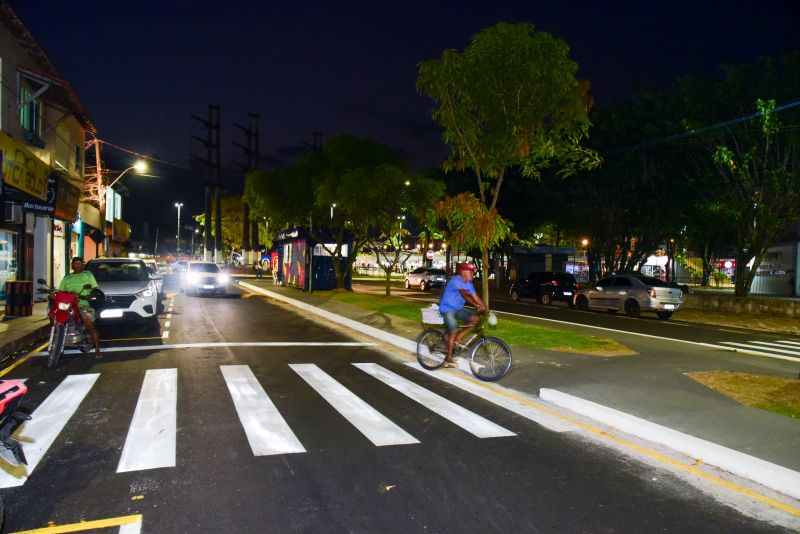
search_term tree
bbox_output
[417,22,599,305]
[193,194,247,262]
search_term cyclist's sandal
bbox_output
[442,360,458,368]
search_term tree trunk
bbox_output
[481,246,490,308]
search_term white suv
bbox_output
[85,258,159,325]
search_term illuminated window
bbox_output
[19,85,43,141]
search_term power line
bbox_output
[603,99,800,156]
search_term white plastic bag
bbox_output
[487,311,497,326]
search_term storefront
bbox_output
[76,201,104,261]
[273,227,352,291]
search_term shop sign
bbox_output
[112,218,131,242]
[15,175,80,222]
[0,132,48,200]
[53,221,64,237]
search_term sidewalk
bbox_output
[238,280,800,505]
[0,301,50,363]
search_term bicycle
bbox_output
[415,306,512,381]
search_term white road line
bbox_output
[402,363,573,433]
[164,321,171,328]
[161,331,170,339]
[746,340,800,352]
[41,341,377,356]
[719,342,800,358]
[117,368,177,473]
[167,313,173,319]
[289,364,418,446]
[715,343,800,363]
[220,365,305,455]
[773,339,800,347]
[0,374,100,488]
[354,363,515,439]
[119,518,143,534]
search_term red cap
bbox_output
[458,263,476,273]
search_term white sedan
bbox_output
[573,274,682,319]
[181,262,230,296]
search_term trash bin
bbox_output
[4,281,33,317]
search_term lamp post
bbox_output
[330,203,337,220]
[175,202,183,257]
[107,161,147,256]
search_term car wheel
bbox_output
[576,295,589,311]
[510,289,520,302]
[420,281,427,291]
[404,280,410,289]
[539,293,552,306]
[657,311,673,320]
[624,299,641,318]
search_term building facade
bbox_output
[0,3,95,295]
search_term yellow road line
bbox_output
[445,369,800,517]
[0,341,48,377]
[11,513,142,533]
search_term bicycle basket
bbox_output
[421,305,444,325]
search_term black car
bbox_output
[509,271,577,306]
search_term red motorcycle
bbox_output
[0,379,29,526]
[37,279,103,368]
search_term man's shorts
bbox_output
[79,307,96,323]
[441,308,475,332]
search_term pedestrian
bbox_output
[255,261,264,279]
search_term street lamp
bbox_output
[330,203,337,220]
[107,161,147,256]
[175,202,183,256]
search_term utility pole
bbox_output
[233,113,259,265]
[154,227,159,255]
[191,104,221,262]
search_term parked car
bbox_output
[85,258,159,325]
[181,262,230,296]
[142,259,164,296]
[573,273,682,319]
[404,268,447,291]
[509,271,577,306]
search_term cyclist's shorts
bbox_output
[441,308,475,332]
[79,307,96,323]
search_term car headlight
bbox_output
[136,288,154,298]
[218,274,230,284]
[187,273,200,285]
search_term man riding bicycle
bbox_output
[439,263,486,367]
[58,256,101,357]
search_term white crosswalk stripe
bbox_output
[290,363,419,446]
[221,365,305,456]
[354,363,515,438]
[3,362,530,485]
[718,339,800,363]
[0,374,99,488]
[117,368,178,473]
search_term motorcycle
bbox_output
[0,379,30,527]
[37,279,104,369]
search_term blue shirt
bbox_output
[439,275,476,313]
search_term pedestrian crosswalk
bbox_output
[717,338,800,363]
[0,362,523,488]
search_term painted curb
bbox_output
[540,388,800,501]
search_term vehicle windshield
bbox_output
[87,261,149,282]
[190,263,221,273]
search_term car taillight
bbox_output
[550,280,559,286]
[647,288,656,298]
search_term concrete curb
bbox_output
[238,280,800,501]
[0,324,50,361]
[540,388,800,501]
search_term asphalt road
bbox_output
[0,275,792,533]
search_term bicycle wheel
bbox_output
[469,337,512,381]
[416,329,447,370]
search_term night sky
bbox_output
[12,0,800,247]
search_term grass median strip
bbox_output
[320,290,633,356]
[687,371,800,419]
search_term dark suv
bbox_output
[509,271,577,306]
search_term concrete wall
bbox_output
[682,292,800,317]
